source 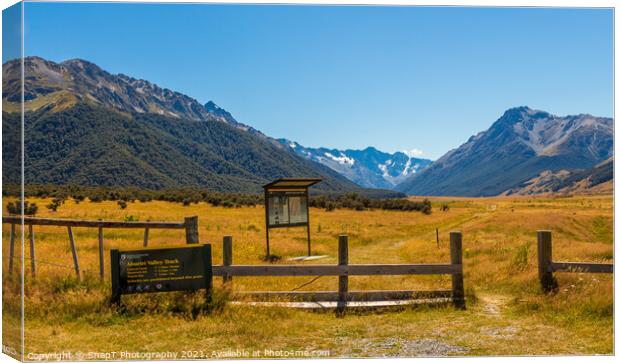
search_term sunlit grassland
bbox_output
[2,194,613,357]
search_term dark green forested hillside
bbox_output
[2,109,20,185]
[2,102,385,194]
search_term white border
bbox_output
[0,1,616,363]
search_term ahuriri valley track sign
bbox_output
[110,244,212,304]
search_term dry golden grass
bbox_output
[2,194,613,357]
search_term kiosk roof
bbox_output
[263,178,322,190]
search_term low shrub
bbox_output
[6,199,39,216]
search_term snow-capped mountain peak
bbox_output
[277,139,432,189]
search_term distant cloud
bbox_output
[403,149,424,157]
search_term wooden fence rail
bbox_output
[2,216,199,281]
[2,216,187,229]
[537,230,614,293]
[213,232,466,309]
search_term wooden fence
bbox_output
[537,230,613,292]
[212,232,466,309]
[2,216,199,281]
[2,216,465,308]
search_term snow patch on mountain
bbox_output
[378,163,389,178]
[402,159,412,176]
[324,152,356,166]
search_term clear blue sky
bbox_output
[18,3,613,160]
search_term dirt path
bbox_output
[336,294,516,357]
[478,294,510,318]
[474,293,522,343]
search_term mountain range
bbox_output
[3,57,259,130]
[2,57,613,197]
[277,140,432,189]
[395,106,613,196]
[2,56,399,196]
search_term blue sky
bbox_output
[17,3,613,159]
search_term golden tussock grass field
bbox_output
[1,195,614,357]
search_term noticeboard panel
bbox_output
[288,196,308,224]
[267,193,308,227]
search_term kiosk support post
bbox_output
[306,189,311,256]
[264,189,270,258]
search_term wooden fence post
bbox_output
[537,230,557,293]
[29,225,36,278]
[185,216,199,244]
[223,235,233,285]
[143,227,149,247]
[450,231,465,309]
[98,226,104,280]
[8,223,15,275]
[67,227,81,281]
[337,235,349,315]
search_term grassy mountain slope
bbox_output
[503,157,613,196]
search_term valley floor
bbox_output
[2,195,613,357]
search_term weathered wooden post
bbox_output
[436,228,439,247]
[143,226,149,247]
[29,225,36,278]
[537,230,557,293]
[8,223,15,275]
[337,235,349,315]
[98,225,104,280]
[223,235,233,285]
[67,227,81,281]
[185,216,199,244]
[450,231,465,309]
